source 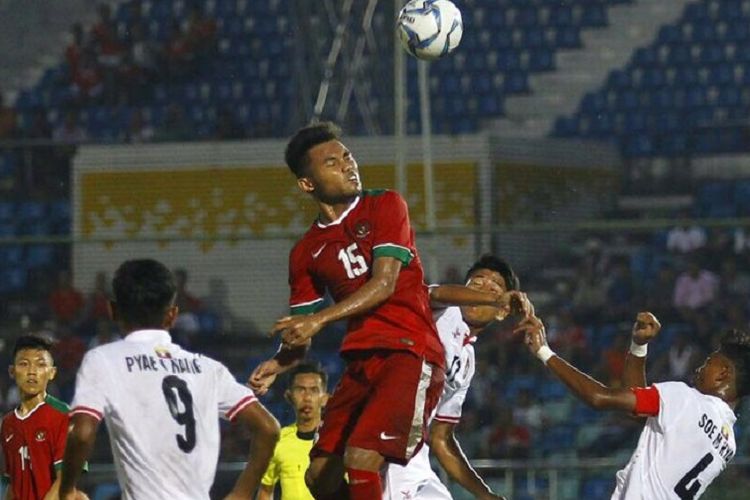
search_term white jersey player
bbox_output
[384,255,525,500]
[519,311,747,500]
[59,259,280,500]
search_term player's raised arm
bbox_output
[429,421,505,500]
[223,403,280,500]
[274,255,402,348]
[59,413,99,500]
[622,312,661,390]
[517,315,637,412]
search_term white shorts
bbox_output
[382,444,452,499]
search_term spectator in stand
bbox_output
[128,22,159,84]
[546,308,588,365]
[673,259,719,314]
[153,104,193,142]
[572,266,607,323]
[49,270,85,326]
[601,335,627,385]
[91,3,124,67]
[666,216,706,254]
[174,268,202,313]
[124,108,154,143]
[645,264,677,321]
[605,258,634,320]
[70,50,104,103]
[52,326,87,402]
[0,90,18,139]
[81,271,111,334]
[484,407,531,459]
[65,23,87,76]
[163,20,194,81]
[720,257,750,299]
[512,389,544,432]
[53,110,88,145]
[185,5,217,62]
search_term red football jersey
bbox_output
[289,189,444,368]
[1,395,69,500]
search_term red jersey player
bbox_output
[250,122,506,500]
[0,335,87,500]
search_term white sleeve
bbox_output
[70,350,107,421]
[433,382,470,424]
[654,381,692,433]
[215,362,257,422]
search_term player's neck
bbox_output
[18,391,46,416]
[317,196,357,224]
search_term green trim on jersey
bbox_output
[373,244,413,266]
[362,188,387,197]
[44,394,70,414]
[290,299,324,316]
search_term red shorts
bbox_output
[311,349,444,465]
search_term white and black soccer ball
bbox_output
[397,0,463,61]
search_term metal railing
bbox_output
[72,457,750,500]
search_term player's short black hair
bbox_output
[720,329,750,398]
[285,121,341,178]
[112,259,177,328]
[287,362,328,390]
[465,254,520,291]
[12,335,55,362]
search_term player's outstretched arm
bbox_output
[517,316,637,412]
[255,484,274,500]
[248,342,310,396]
[429,421,506,500]
[59,414,99,500]
[224,403,280,500]
[274,256,402,347]
[622,312,661,390]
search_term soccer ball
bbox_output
[397,0,463,61]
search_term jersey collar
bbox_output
[316,196,360,228]
[124,329,172,344]
[14,395,47,420]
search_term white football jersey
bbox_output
[612,381,736,500]
[71,330,257,500]
[383,306,476,499]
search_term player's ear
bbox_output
[48,366,57,381]
[163,305,179,329]
[284,389,292,403]
[321,391,329,407]
[297,176,315,195]
[7,364,14,380]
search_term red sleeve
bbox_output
[288,244,324,315]
[371,191,414,265]
[53,412,70,465]
[632,386,660,417]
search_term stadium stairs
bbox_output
[492,0,692,138]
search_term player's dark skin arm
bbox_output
[59,414,99,500]
[517,316,637,412]
[429,421,504,500]
[225,403,280,500]
[622,312,661,390]
[273,256,402,347]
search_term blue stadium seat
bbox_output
[26,245,55,268]
[0,268,26,294]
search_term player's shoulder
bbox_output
[653,381,699,403]
[362,188,403,205]
[279,424,298,439]
[43,394,70,415]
